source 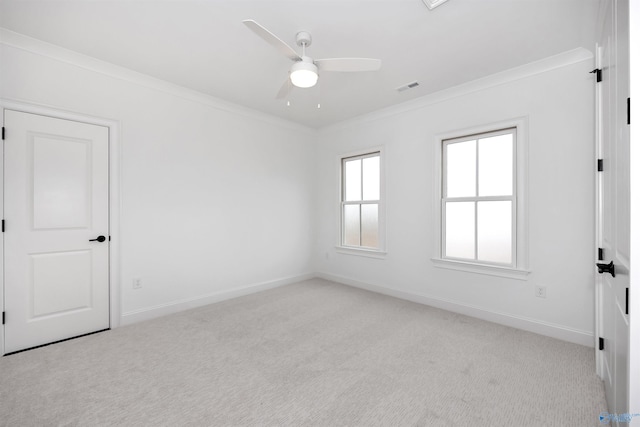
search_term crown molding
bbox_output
[0,27,315,135]
[320,47,594,135]
[0,27,594,137]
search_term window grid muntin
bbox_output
[341,151,380,248]
[442,128,517,267]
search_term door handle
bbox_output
[596,261,615,277]
[89,235,106,243]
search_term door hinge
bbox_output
[626,288,629,315]
[598,248,604,261]
[599,337,605,351]
[590,68,602,82]
[2,312,4,325]
[1,219,4,232]
[1,127,4,140]
[597,159,604,172]
[628,98,631,125]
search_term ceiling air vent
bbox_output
[422,0,450,10]
[396,81,420,93]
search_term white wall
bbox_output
[0,29,598,347]
[314,52,596,346]
[0,34,316,323]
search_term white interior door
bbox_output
[597,0,630,422]
[3,110,110,354]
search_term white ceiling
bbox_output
[0,0,598,128]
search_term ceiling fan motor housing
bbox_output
[296,31,312,47]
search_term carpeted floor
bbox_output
[0,279,607,426]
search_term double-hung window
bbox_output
[442,128,519,268]
[341,151,382,250]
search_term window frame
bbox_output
[337,147,386,257]
[432,119,530,279]
[442,127,517,268]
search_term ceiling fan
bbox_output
[242,20,382,99]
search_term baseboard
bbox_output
[316,272,594,347]
[120,273,314,326]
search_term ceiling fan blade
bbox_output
[243,20,301,62]
[315,58,382,72]
[276,79,292,99]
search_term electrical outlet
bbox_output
[133,277,142,289]
[535,285,546,298]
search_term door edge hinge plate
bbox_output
[628,98,631,125]
[1,127,4,140]
[598,248,604,261]
[599,337,604,350]
[2,312,4,325]
[598,159,604,172]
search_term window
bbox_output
[341,151,382,251]
[441,128,518,267]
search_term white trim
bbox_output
[0,99,122,355]
[317,272,593,347]
[433,117,529,277]
[0,27,592,136]
[337,146,386,253]
[0,109,4,356]
[320,48,593,135]
[120,273,314,326]
[628,0,640,417]
[335,246,387,259]
[441,127,517,268]
[0,28,314,136]
[593,44,604,379]
[430,258,530,280]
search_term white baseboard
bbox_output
[120,273,314,326]
[316,272,594,347]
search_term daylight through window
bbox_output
[442,128,516,266]
[341,152,381,249]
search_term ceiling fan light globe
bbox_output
[290,61,318,88]
[291,70,318,88]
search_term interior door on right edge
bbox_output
[598,0,630,421]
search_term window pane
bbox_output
[344,159,362,201]
[362,156,380,200]
[477,201,512,264]
[445,202,475,259]
[343,205,361,246]
[478,133,513,196]
[446,140,476,198]
[361,204,379,248]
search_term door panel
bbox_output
[32,135,91,229]
[615,301,630,420]
[600,0,616,409]
[598,0,630,421]
[30,250,92,318]
[3,110,109,354]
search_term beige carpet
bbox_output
[0,279,606,426]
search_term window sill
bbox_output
[335,246,387,259]
[430,258,530,280]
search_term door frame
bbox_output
[594,43,604,380]
[0,99,121,356]
[629,0,639,420]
